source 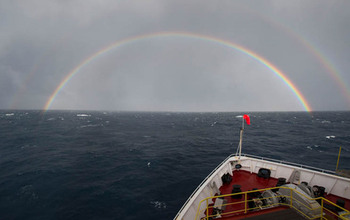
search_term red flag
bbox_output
[243,114,250,125]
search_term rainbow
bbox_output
[236,5,350,107]
[43,32,312,112]
[263,15,350,106]
[300,39,350,105]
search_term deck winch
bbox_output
[278,184,321,218]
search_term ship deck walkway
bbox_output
[206,169,350,219]
[219,170,350,210]
[237,208,306,220]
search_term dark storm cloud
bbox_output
[1,0,349,111]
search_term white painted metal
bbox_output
[174,154,350,220]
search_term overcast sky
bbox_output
[1,0,350,112]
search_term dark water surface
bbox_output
[0,111,349,219]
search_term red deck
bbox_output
[220,170,278,195]
[216,170,279,219]
[206,170,350,219]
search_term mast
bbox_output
[237,114,250,162]
[238,116,244,161]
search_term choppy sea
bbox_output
[1,111,349,220]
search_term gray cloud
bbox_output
[1,0,349,111]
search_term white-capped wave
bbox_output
[77,114,91,117]
[5,113,14,116]
[80,124,103,128]
[326,135,336,139]
[150,201,166,209]
[17,185,39,200]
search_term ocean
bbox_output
[0,111,349,220]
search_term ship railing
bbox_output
[174,153,339,220]
[195,186,350,220]
[174,155,234,220]
[232,153,337,175]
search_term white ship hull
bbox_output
[174,154,350,220]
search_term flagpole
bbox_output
[238,114,250,163]
[238,117,244,161]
